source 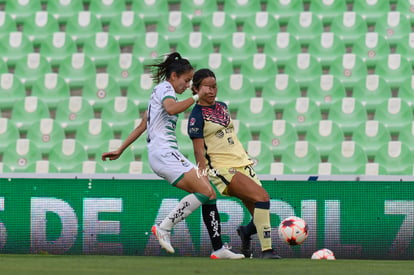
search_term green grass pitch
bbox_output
[0,254,414,275]
[0,255,413,275]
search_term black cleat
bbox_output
[261,249,282,259]
[236,226,252,258]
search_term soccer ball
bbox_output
[278,216,308,245]
[311,248,336,260]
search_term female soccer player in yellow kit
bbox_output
[188,68,281,259]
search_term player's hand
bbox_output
[101,150,122,161]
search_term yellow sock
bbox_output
[253,208,272,251]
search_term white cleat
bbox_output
[210,244,245,259]
[151,225,175,253]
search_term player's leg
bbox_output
[227,170,281,259]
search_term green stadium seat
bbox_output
[236,97,274,133]
[130,0,169,22]
[175,32,214,69]
[157,11,194,46]
[5,0,42,24]
[374,12,411,47]
[31,73,70,110]
[82,73,121,111]
[2,139,41,172]
[328,97,367,135]
[317,162,342,175]
[22,11,60,47]
[76,160,105,174]
[374,98,412,135]
[397,121,414,151]
[279,141,320,174]
[0,73,26,110]
[265,0,304,25]
[126,74,152,110]
[260,119,297,156]
[0,11,17,36]
[99,138,135,173]
[10,96,50,131]
[108,11,144,47]
[48,139,88,173]
[375,54,412,89]
[327,141,367,175]
[286,12,323,46]
[375,141,414,175]
[76,119,114,157]
[107,53,144,89]
[398,76,414,108]
[0,117,19,153]
[132,32,171,66]
[232,119,252,148]
[242,12,280,46]
[246,140,274,174]
[352,32,390,68]
[89,0,126,24]
[263,32,301,69]
[309,0,347,25]
[180,0,218,23]
[306,120,344,158]
[261,74,301,111]
[34,160,59,174]
[65,11,102,46]
[239,53,277,89]
[308,32,346,69]
[14,53,52,88]
[101,96,139,133]
[216,74,254,112]
[284,53,322,88]
[330,12,367,47]
[353,0,391,25]
[222,0,262,24]
[82,32,120,68]
[395,0,414,22]
[306,74,346,112]
[0,32,33,66]
[199,11,237,46]
[54,96,95,133]
[354,74,391,113]
[26,118,65,156]
[329,54,367,90]
[39,32,77,67]
[198,53,233,83]
[395,33,414,66]
[270,162,293,175]
[219,32,258,66]
[46,0,84,24]
[281,97,321,134]
[364,162,387,176]
[352,120,390,159]
[58,53,96,88]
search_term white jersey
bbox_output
[146,81,179,151]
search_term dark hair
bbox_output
[191,68,216,93]
[147,52,193,84]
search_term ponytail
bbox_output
[147,52,193,84]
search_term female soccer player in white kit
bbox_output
[102,52,243,259]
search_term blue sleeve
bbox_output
[187,105,204,139]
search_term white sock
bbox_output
[159,193,202,231]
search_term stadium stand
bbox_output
[1,0,414,176]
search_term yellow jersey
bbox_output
[188,101,253,169]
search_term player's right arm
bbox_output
[101,111,148,161]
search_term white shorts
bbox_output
[148,149,195,185]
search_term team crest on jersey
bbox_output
[202,103,230,127]
[189,117,196,126]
